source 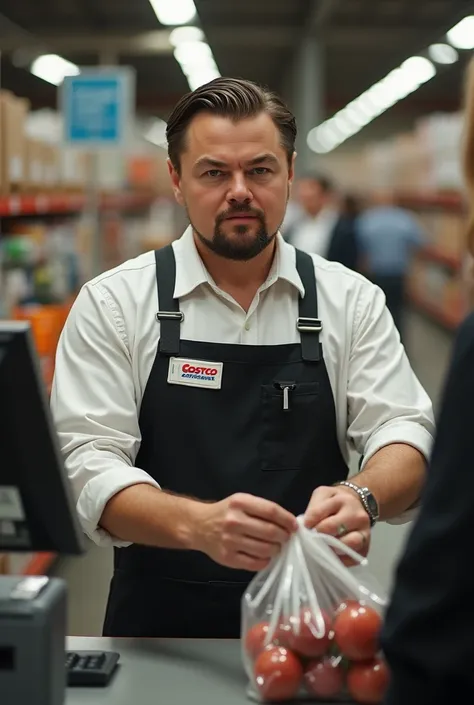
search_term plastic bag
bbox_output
[241,516,389,703]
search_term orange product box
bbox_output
[12,304,63,357]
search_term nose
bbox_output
[227,171,253,205]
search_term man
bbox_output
[356,190,425,340]
[285,173,359,271]
[51,77,434,638]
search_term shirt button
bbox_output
[244,322,251,331]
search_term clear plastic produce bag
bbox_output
[241,517,389,703]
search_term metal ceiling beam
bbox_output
[308,0,342,30]
[0,26,444,55]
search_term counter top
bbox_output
[66,637,251,705]
[66,637,347,704]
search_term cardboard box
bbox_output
[60,147,87,189]
[25,138,46,190]
[0,553,9,574]
[0,91,28,192]
[46,144,59,189]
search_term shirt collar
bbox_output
[172,226,305,299]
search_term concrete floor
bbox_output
[52,309,454,636]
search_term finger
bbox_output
[316,508,370,538]
[230,535,281,561]
[339,530,371,558]
[239,516,292,546]
[304,496,343,529]
[231,494,298,534]
[236,552,271,573]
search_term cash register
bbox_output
[0,322,120,705]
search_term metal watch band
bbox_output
[335,481,378,527]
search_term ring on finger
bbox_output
[358,531,368,549]
[337,523,348,538]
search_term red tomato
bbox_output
[347,658,390,704]
[254,646,303,702]
[333,602,381,660]
[286,608,332,658]
[245,621,290,658]
[245,622,272,659]
[272,622,292,648]
[304,657,345,698]
[335,599,363,615]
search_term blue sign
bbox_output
[61,68,135,148]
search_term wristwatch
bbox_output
[335,481,379,527]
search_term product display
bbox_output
[242,518,389,703]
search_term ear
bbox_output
[288,151,297,186]
[167,159,185,207]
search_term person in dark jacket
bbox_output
[381,56,474,704]
[285,173,360,271]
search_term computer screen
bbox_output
[0,321,84,554]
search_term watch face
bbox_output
[366,493,379,517]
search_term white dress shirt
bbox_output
[290,206,340,256]
[51,227,435,548]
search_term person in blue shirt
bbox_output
[356,191,424,340]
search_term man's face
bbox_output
[296,178,327,217]
[168,111,295,261]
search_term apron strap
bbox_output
[153,244,321,361]
[295,249,322,363]
[155,245,182,356]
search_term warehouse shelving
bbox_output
[398,192,467,332]
[0,188,163,577]
[409,290,463,331]
[417,245,461,272]
[0,190,156,217]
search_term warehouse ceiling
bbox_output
[0,0,471,128]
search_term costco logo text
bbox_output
[181,363,218,381]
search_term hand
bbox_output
[304,486,371,565]
[194,493,298,572]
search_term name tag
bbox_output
[167,357,223,390]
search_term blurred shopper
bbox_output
[286,174,360,271]
[356,191,424,340]
[280,195,304,238]
[381,57,474,704]
[51,78,434,639]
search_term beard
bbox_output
[190,203,277,261]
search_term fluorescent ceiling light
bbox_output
[169,26,204,46]
[149,0,197,26]
[307,55,437,154]
[401,56,436,84]
[447,15,474,50]
[172,37,221,90]
[30,54,80,86]
[428,43,459,64]
[145,118,167,147]
[174,41,213,67]
[187,67,221,91]
[306,127,338,154]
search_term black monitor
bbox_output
[0,321,85,554]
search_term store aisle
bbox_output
[53,310,454,636]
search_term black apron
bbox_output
[103,245,349,638]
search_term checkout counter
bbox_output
[66,638,249,705]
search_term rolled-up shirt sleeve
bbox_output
[346,283,435,524]
[50,282,160,547]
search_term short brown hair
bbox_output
[166,77,297,173]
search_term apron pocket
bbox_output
[260,381,320,471]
